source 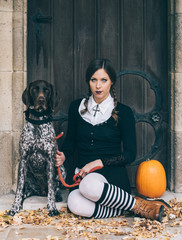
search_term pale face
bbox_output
[89,68,113,104]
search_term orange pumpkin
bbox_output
[136,159,167,198]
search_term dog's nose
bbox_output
[38,96,45,105]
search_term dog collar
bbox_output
[24,108,53,125]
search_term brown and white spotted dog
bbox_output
[9,80,66,216]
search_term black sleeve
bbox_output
[101,154,126,166]
[101,104,137,166]
[61,100,80,159]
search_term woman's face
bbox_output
[89,68,113,104]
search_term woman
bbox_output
[55,59,165,222]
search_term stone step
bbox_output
[0,189,69,212]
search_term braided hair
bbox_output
[81,59,119,124]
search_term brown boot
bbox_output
[131,196,164,222]
[136,194,171,209]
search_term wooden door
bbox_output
[27,0,168,188]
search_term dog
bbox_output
[9,80,66,216]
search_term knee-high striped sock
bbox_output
[97,183,136,211]
[92,203,124,218]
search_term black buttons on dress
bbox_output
[91,132,94,145]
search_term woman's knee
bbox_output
[79,173,108,202]
[67,189,95,218]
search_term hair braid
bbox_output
[80,87,92,115]
[111,86,119,124]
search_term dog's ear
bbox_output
[48,83,60,112]
[49,83,56,111]
[22,83,32,107]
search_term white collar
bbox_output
[88,94,114,115]
[79,94,114,126]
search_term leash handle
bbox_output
[58,165,103,188]
[72,166,103,183]
[56,132,103,188]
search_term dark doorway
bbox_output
[27,0,168,188]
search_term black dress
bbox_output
[61,99,136,193]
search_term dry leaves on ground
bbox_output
[0,198,182,239]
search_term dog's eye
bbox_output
[44,88,50,94]
[31,87,38,94]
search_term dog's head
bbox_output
[22,80,56,112]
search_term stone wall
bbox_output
[0,0,26,194]
[168,0,182,192]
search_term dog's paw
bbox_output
[8,205,21,216]
[8,209,18,216]
[48,209,60,216]
[47,203,60,216]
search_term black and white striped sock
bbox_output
[91,183,135,219]
[92,203,124,218]
[98,183,135,210]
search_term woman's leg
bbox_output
[78,173,135,218]
[79,172,108,201]
[68,174,127,218]
[67,189,95,218]
[67,188,123,218]
[79,173,164,221]
[79,173,135,209]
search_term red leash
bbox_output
[56,132,103,188]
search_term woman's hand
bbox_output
[79,159,103,178]
[55,149,66,167]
